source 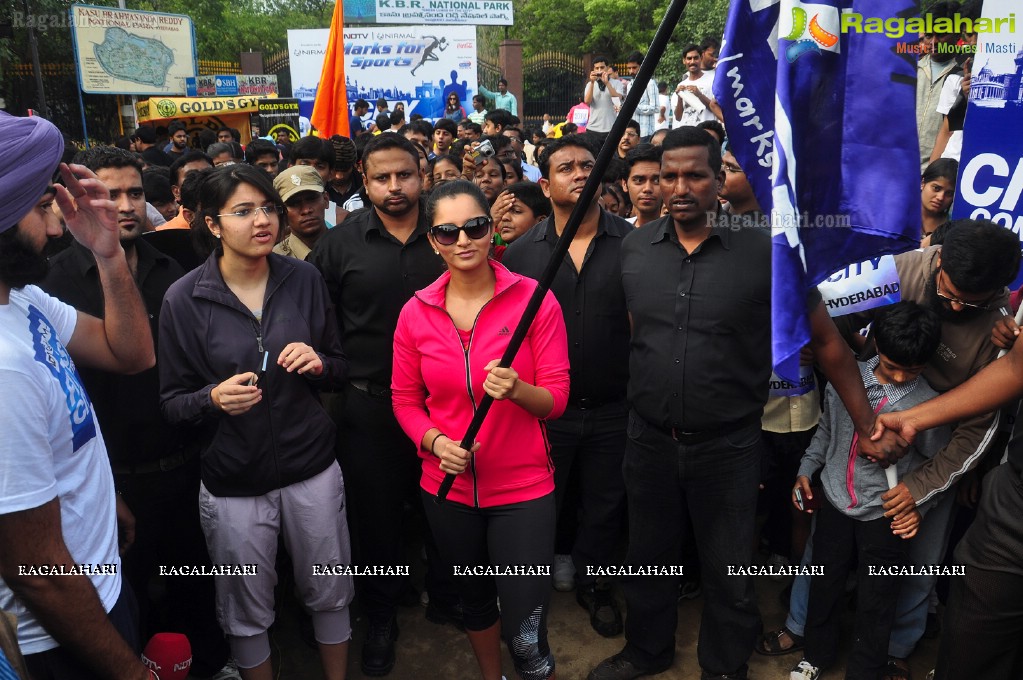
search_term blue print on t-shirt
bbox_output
[28,304,96,452]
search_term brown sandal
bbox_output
[754,627,804,656]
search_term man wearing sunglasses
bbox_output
[761,218,1021,674]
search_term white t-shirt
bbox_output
[935,74,964,162]
[655,93,671,131]
[674,71,718,128]
[0,285,120,654]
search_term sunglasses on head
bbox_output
[430,216,492,246]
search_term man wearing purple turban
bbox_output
[0,111,156,680]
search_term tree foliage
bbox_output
[515,0,729,86]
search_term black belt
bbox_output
[111,450,195,476]
[568,394,625,410]
[350,379,392,398]
[654,412,761,445]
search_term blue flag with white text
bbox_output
[713,0,921,381]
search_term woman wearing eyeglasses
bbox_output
[158,164,353,680]
[391,181,570,680]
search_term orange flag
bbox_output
[311,1,350,138]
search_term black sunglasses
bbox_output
[430,216,492,246]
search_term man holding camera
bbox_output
[584,56,622,151]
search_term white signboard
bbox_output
[71,4,197,95]
[373,0,512,25]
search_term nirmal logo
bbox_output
[781,2,841,62]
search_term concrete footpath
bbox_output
[261,569,939,679]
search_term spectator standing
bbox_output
[624,52,661,138]
[584,56,622,150]
[503,137,633,639]
[0,111,155,680]
[479,78,518,116]
[673,44,722,128]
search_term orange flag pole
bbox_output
[310,1,350,138]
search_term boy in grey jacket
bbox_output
[789,302,951,680]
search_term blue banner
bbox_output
[714,0,921,381]
[950,0,1023,287]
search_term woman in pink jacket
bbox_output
[392,180,569,680]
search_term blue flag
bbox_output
[713,0,921,381]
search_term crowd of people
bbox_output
[2,2,1021,679]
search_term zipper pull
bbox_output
[257,334,264,353]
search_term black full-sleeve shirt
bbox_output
[39,239,187,466]
[501,210,632,404]
[621,216,773,431]
[309,204,447,387]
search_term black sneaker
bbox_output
[361,617,399,677]
[588,653,660,680]
[577,584,623,637]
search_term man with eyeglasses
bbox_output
[760,218,1021,673]
[616,120,642,161]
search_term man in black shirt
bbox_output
[309,134,453,677]
[131,126,173,167]
[589,128,900,680]
[40,146,232,679]
[503,136,631,638]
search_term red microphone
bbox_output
[142,633,192,680]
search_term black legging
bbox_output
[422,489,556,680]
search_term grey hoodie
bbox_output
[797,359,952,520]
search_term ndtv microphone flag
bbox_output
[311,0,350,138]
[714,0,920,381]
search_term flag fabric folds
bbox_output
[713,0,921,381]
[311,1,350,138]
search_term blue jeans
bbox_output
[621,410,762,675]
[785,490,956,657]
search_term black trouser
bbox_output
[24,579,139,680]
[422,490,556,680]
[935,463,1023,680]
[548,400,628,587]
[759,428,817,558]
[338,383,457,623]
[117,461,228,677]
[621,411,762,676]
[804,498,906,679]
[583,130,610,153]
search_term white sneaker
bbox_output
[211,659,242,680]
[789,659,821,680]
[553,554,575,592]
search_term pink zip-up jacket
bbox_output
[392,260,570,508]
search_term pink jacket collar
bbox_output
[415,258,523,307]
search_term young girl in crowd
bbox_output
[445,93,467,122]
[158,164,353,680]
[391,181,569,680]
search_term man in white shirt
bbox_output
[673,43,723,128]
[0,111,155,680]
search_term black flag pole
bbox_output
[435,0,691,503]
